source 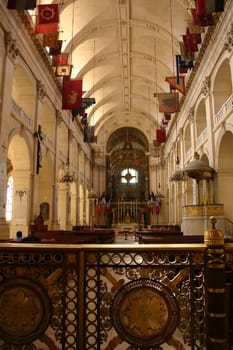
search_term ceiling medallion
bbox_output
[111,278,179,348]
[0,277,51,345]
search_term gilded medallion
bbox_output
[112,278,179,347]
[0,277,51,345]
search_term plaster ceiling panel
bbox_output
[28,0,218,163]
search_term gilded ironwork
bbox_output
[85,249,206,349]
[112,278,179,347]
[0,277,51,345]
[0,245,210,349]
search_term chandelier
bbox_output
[58,162,76,184]
[58,128,76,184]
[169,158,188,182]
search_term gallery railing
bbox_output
[0,239,230,350]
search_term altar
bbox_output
[112,223,139,232]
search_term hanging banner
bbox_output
[165,76,186,95]
[182,28,201,52]
[35,4,59,34]
[52,53,69,66]
[43,32,59,48]
[55,65,72,77]
[196,0,224,15]
[62,78,83,110]
[84,126,96,143]
[157,92,180,113]
[49,40,63,55]
[156,128,166,143]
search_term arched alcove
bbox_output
[12,63,36,118]
[195,100,207,140]
[217,131,233,220]
[212,59,232,114]
[106,127,149,202]
[7,134,30,236]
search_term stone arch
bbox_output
[216,131,233,220]
[79,183,84,225]
[212,58,232,115]
[195,99,207,141]
[7,134,31,237]
[12,62,36,118]
[184,121,192,161]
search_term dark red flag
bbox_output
[52,53,69,66]
[191,6,214,26]
[62,78,83,110]
[49,40,63,56]
[42,32,59,48]
[35,4,59,34]
[156,128,166,143]
[37,4,59,24]
[196,0,224,15]
[182,28,201,52]
[157,92,179,113]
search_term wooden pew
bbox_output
[137,234,204,244]
[33,229,115,244]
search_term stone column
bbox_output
[51,110,63,229]
[0,31,19,237]
[29,80,46,224]
[76,143,81,225]
[83,156,87,225]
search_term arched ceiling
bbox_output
[38,0,196,151]
[45,0,195,135]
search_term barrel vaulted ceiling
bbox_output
[38,0,196,153]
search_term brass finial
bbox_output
[204,216,224,246]
[210,216,216,229]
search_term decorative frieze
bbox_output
[188,107,194,123]
[4,31,19,61]
[224,23,233,52]
[201,76,210,97]
[56,110,63,125]
[37,80,46,101]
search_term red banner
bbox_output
[36,4,59,34]
[42,32,59,48]
[196,0,224,15]
[49,40,63,56]
[52,53,69,66]
[37,4,59,24]
[156,128,166,143]
[157,92,179,113]
[35,23,58,34]
[165,76,186,96]
[62,78,83,110]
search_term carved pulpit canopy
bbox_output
[184,152,215,180]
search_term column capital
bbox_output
[201,76,210,97]
[224,23,233,52]
[56,110,63,125]
[188,107,194,123]
[4,31,19,62]
[37,80,46,101]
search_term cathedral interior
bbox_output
[0,0,233,349]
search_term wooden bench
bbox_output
[135,229,183,243]
[137,234,204,244]
[33,229,115,244]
